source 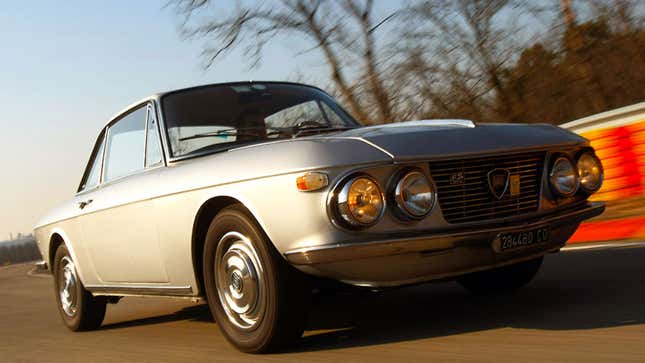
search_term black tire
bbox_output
[203,205,308,353]
[53,244,107,331]
[457,257,543,295]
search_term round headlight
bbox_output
[550,157,579,196]
[577,152,603,192]
[337,176,384,227]
[394,171,435,218]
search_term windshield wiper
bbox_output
[178,122,355,142]
[291,120,355,136]
[178,127,286,142]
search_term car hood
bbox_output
[325,120,586,161]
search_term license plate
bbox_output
[495,226,550,252]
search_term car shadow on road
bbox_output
[100,304,213,331]
[99,245,645,352]
[289,245,645,352]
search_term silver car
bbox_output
[34,82,605,352]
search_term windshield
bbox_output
[161,83,360,158]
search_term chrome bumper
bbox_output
[284,202,604,286]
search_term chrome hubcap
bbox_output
[215,231,266,330]
[58,256,78,317]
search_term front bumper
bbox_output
[284,202,605,287]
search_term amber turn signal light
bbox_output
[296,172,329,191]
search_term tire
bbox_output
[457,257,543,295]
[203,205,308,353]
[53,244,107,331]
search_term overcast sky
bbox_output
[0,0,351,240]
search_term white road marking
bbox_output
[562,241,645,252]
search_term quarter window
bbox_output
[145,107,163,167]
[104,106,147,182]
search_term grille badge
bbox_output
[487,168,510,199]
[449,172,465,185]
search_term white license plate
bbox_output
[495,226,550,252]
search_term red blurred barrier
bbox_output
[569,216,645,243]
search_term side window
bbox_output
[79,132,106,192]
[104,106,147,182]
[145,106,163,167]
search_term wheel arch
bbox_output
[191,196,263,296]
[49,233,65,273]
[47,228,87,284]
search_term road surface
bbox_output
[2,243,645,362]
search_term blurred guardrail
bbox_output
[561,101,645,202]
[0,238,42,266]
[562,101,645,243]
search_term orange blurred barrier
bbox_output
[561,102,645,243]
[580,121,645,201]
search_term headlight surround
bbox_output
[577,152,603,193]
[549,156,579,196]
[394,170,435,219]
[336,176,385,227]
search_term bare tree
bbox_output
[398,0,525,122]
[561,0,576,27]
[173,0,400,124]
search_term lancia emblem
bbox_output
[487,168,510,199]
[450,171,465,185]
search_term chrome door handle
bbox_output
[78,199,93,209]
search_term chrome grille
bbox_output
[429,152,545,224]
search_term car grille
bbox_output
[429,151,545,224]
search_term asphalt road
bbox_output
[2,243,645,362]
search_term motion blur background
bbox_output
[1,0,644,263]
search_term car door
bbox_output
[79,103,169,283]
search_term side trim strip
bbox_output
[85,284,193,297]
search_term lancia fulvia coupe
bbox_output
[34,82,604,352]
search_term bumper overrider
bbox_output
[284,202,605,287]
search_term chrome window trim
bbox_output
[77,130,107,194]
[154,96,175,165]
[98,128,108,186]
[143,103,165,168]
[150,100,168,167]
[143,105,151,167]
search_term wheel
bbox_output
[457,257,543,295]
[53,244,107,331]
[203,205,308,353]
